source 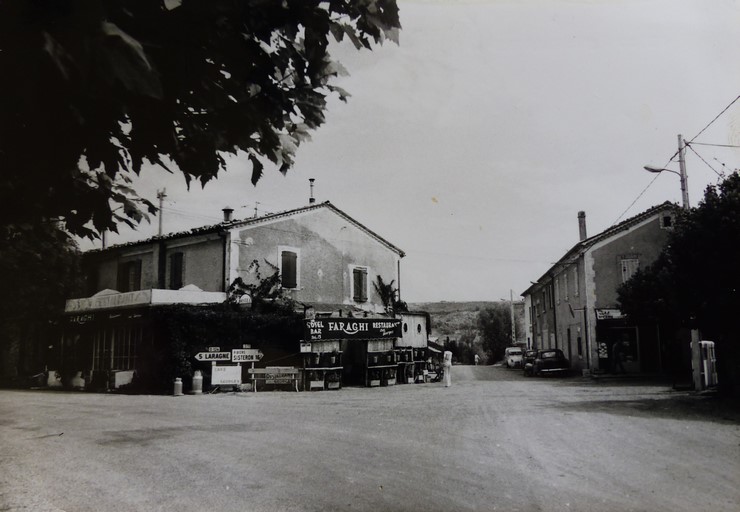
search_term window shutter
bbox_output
[117,263,127,292]
[621,258,639,283]
[353,267,368,302]
[281,251,297,289]
[170,253,183,290]
[131,260,142,291]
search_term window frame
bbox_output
[278,246,300,290]
[349,264,369,303]
[117,260,142,292]
[620,257,640,283]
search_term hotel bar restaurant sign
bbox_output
[304,318,402,341]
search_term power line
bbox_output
[688,94,740,143]
[685,143,724,178]
[611,173,663,226]
[689,141,740,149]
[613,93,740,224]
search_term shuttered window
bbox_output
[621,258,640,283]
[352,266,368,302]
[169,252,184,290]
[280,250,298,289]
[117,260,142,292]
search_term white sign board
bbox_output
[595,309,624,320]
[232,348,263,363]
[195,352,231,362]
[211,365,242,385]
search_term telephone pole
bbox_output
[157,189,166,236]
[677,134,690,210]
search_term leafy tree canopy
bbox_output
[618,172,740,334]
[0,0,400,238]
[618,172,740,393]
[477,305,512,363]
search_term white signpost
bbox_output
[194,352,231,362]
[231,348,263,363]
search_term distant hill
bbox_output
[408,301,499,314]
[409,301,503,337]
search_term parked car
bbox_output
[503,347,524,368]
[522,350,537,374]
[525,348,570,377]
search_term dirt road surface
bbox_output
[1,365,738,512]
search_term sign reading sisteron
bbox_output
[304,318,402,341]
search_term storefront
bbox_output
[594,309,640,373]
[303,317,402,387]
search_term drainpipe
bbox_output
[397,259,401,302]
[551,278,558,350]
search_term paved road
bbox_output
[1,366,738,512]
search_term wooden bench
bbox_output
[248,367,300,392]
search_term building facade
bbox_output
[522,202,676,374]
[60,201,417,391]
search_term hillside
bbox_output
[409,301,503,338]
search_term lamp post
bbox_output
[644,134,690,210]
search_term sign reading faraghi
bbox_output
[304,318,402,341]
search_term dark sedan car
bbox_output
[524,348,570,377]
[522,350,537,374]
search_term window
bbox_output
[169,252,184,290]
[92,325,142,371]
[554,277,560,304]
[351,266,368,302]
[117,260,142,292]
[563,272,569,301]
[278,247,299,289]
[573,267,579,296]
[660,214,674,229]
[621,258,640,283]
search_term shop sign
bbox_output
[232,348,263,362]
[211,365,241,385]
[304,318,401,341]
[195,352,231,361]
[265,367,294,384]
[595,309,624,320]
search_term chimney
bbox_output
[309,178,315,204]
[222,206,234,222]
[577,211,587,241]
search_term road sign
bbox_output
[232,348,263,363]
[195,352,231,362]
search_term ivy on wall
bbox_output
[132,301,302,393]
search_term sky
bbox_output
[81,0,740,303]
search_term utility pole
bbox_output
[510,289,516,344]
[157,189,166,236]
[677,134,690,210]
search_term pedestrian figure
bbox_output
[443,350,453,387]
[474,354,480,366]
[611,339,626,374]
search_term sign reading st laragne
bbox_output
[304,318,402,341]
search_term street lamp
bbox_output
[643,134,690,210]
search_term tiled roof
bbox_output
[522,201,677,295]
[86,201,405,257]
